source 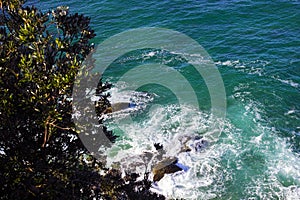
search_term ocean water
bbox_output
[38,0,300,199]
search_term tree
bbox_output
[0,1,164,199]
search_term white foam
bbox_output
[217,60,299,89]
[101,82,300,199]
[146,51,156,57]
[227,95,300,199]
[216,59,269,76]
[102,100,228,198]
[284,109,296,115]
[277,78,299,88]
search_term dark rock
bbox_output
[194,135,203,140]
[152,157,182,182]
[154,143,163,150]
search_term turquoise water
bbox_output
[38,0,300,199]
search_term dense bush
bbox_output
[0,1,164,199]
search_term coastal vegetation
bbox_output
[0,0,164,199]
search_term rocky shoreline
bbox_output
[96,130,209,198]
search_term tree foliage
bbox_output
[0,1,164,199]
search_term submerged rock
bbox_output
[186,135,209,152]
[179,135,209,153]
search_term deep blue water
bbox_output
[38,0,300,199]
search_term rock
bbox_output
[103,106,113,114]
[111,102,131,112]
[179,135,209,153]
[151,135,209,182]
[179,145,192,153]
[154,143,163,150]
[152,157,182,182]
[194,138,209,152]
[179,135,193,152]
[103,102,136,113]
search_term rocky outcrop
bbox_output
[152,157,182,182]
[107,135,209,183]
[103,102,137,114]
[151,135,209,182]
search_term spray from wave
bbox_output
[99,81,300,199]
